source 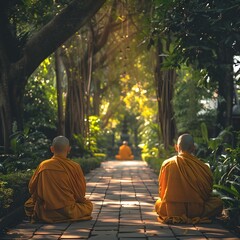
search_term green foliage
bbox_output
[0,182,13,214]
[139,123,161,155]
[0,129,51,173]
[8,0,72,38]
[214,184,240,209]
[74,157,102,174]
[214,139,240,195]
[201,122,209,143]
[87,116,102,153]
[152,0,240,70]
[23,57,57,136]
[199,123,233,171]
[71,134,91,158]
[141,122,174,173]
[213,144,240,225]
[151,0,239,129]
[0,171,32,218]
[173,67,216,136]
[143,155,165,174]
[200,125,240,224]
[71,116,113,157]
[93,153,107,161]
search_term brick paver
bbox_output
[2,160,239,239]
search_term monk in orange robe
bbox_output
[155,134,223,224]
[24,136,93,223]
[115,141,134,160]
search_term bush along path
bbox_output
[1,160,239,240]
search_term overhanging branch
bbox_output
[12,0,106,84]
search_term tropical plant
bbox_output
[213,143,240,226]
[200,123,233,171]
[200,124,240,225]
[0,181,13,216]
[87,116,102,153]
[0,128,51,173]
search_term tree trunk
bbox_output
[85,28,94,144]
[0,28,11,150]
[92,79,101,116]
[216,47,234,130]
[0,83,11,151]
[154,37,176,149]
[62,37,86,140]
[55,48,65,135]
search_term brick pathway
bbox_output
[2,160,239,240]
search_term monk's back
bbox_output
[119,145,131,158]
[30,157,85,210]
[25,136,93,223]
[155,151,222,223]
[160,155,211,203]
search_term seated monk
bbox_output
[24,136,93,223]
[115,141,134,160]
[155,134,223,224]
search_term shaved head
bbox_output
[52,136,70,153]
[177,134,194,153]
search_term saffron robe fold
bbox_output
[115,145,134,160]
[155,152,223,224]
[24,156,93,223]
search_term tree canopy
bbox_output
[0,0,239,153]
[0,0,106,149]
[151,0,240,129]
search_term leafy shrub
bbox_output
[213,142,240,226]
[87,116,113,154]
[141,138,174,174]
[70,134,92,158]
[93,153,107,161]
[199,125,240,225]
[88,116,101,153]
[139,123,160,156]
[142,155,165,174]
[74,157,102,174]
[0,181,14,217]
[0,172,32,218]
[0,129,51,174]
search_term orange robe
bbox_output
[24,156,93,223]
[155,152,223,224]
[115,145,134,160]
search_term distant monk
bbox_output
[155,134,223,224]
[24,136,93,223]
[115,141,134,160]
